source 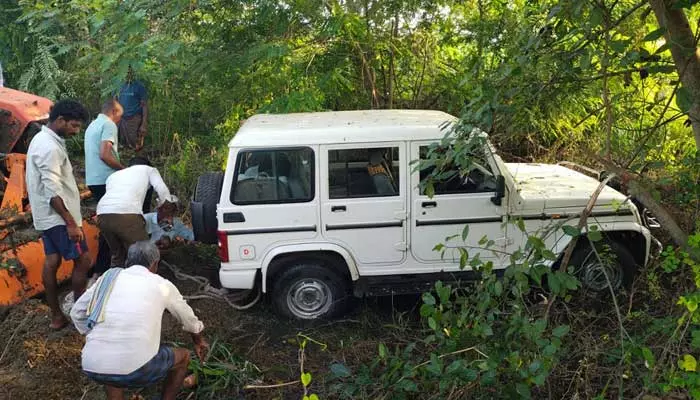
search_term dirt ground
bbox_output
[0,243,423,400]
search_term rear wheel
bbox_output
[271,261,350,320]
[192,172,224,244]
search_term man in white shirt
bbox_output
[25,99,91,330]
[70,241,208,400]
[96,157,178,269]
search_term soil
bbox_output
[0,243,423,400]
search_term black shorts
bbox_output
[41,225,88,260]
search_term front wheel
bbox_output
[271,261,350,320]
[570,240,637,295]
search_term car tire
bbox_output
[569,239,637,295]
[192,172,224,244]
[271,261,350,320]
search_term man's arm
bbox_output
[162,279,209,360]
[70,281,97,335]
[36,151,82,241]
[49,197,82,242]
[146,167,173,203]
[99,141,125,170]
[162,280,204,334]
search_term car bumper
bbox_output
[220,268,258,290]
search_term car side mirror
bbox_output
[490,175,505,206]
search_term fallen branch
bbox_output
[410,346,489,371]
[598,159,692,254]
[244,380,300,390]
[559,174,617,271]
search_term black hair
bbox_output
[48,99,89,123]
[128,156,152,167]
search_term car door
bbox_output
[320,143,407,267]
[218,146,319,265]
[410,140,508,270]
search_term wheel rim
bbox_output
[286,278,333,319]
[578,251,623,293]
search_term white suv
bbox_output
[191,110,654,320]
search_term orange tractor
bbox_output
[0,87,99,306]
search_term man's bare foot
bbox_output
[49,315,69,330]
[182,373,197,389]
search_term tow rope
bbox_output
[160,260,261,311]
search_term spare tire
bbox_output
[192,172,224,244]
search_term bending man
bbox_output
[96,157,177,268]
[70,241,208,400]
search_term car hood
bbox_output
[504,163,629,214]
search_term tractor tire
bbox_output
[192,172,224,244]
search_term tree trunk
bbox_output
[648,0,700,149]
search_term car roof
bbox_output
[228,109,459,147]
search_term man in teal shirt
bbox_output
[85,98,126,276]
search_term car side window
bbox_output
[418,145,497,195]
[231,148,314,204]
[328,147,400,199]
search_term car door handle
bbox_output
[421,201,437,208]
[223,212,245,223]
[331,205,346,212]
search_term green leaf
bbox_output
[580,50,592,70]
[647,65,676,74]
[679,354,697,372]
[610,40,628,54]
[587,229,603,242]
[494,281,503,296]
[309,395,320,400]
[462,224,470,241]
[422,292,436,306]
[676,86,693,113]
[446,359,463,375]
[301,372,312,387]
[655,42,672,54]
[517,218,526,232]
[397,379,417,391]
[552,325,570,338]
[642,347,655,368]
[516,382,532,399]
[420,303,434,317]
[542,249,557,261]
[330,363,351,378]
[428,317,437,330]
[589,7,604,27]
[562,225,580,237]
[378,343,388,359]
[464,368,478,381]
[643,27,667,42]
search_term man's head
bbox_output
[156,195,179,226]
[125,240,160,273]
[128,156,152,167]
[48,99,89,138]
[102,97,124,124]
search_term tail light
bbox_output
[217,230,229,262]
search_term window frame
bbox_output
[417,143,498,197]
[327,146,401,200]
[229,146,316,205]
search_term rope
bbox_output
[160,260,261,311]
